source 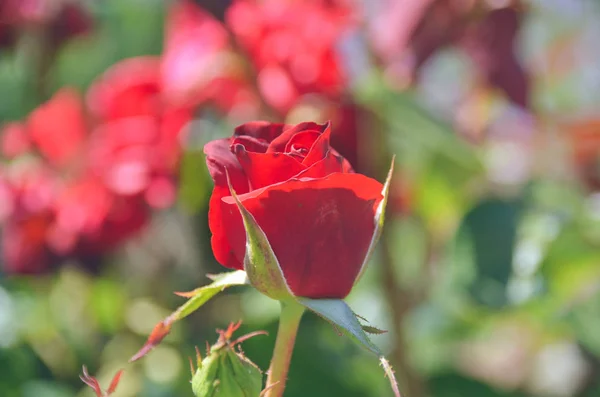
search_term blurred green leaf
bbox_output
[570,290,600,356]
[0,53,37,120]
[50,33,119,92]
[50,0,165,92]
[355,73,481,173]
[462,198,523,308]
[355,73,482,240]
[414,160,469,238]
[541,224,600,306]
[430,373,529,397]
[179,150,211,213]
[90,279,127,333]
[22,381,74,397]
[102,0,165,58]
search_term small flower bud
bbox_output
[191,322,265,397]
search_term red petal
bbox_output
[203,138,249,192]
[232,144,305,190]
[208,186,244,268]
[234,121,287,142]
[284,130,321,160]
[301,121,332,166]
[231,135,269,153]
[296,149,349,178]
[220,173,384,298]
[204,138,251,268]
[333,148,355,173]
[267,122,328,153]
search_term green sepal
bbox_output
[362,325,388,335]
[296,298,381,355]
[192,353,221,397]
[221,350,262,397]
[226,172,294,301]
[192,324,263,397]
[356,157,395,283]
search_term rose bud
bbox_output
[204,121,386,299]
[191,322,264,397]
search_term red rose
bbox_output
[86,57,163,120]
[204,121,384,299]
[225,0,356,112]
[161,0,229,106]
[161,1,259,119]
[86,57,191,207]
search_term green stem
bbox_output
[265,301,305,397]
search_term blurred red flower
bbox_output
[87,57,165,120]
[87,57,191,208]
[1,164,58,273]
[0,158,150,274]
[204,121,384,298]
[1,54,196,273]
[2,212,54,274]
[226,0,357,112]
[161,0,259,118]
[49,176,147,256]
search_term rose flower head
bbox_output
[161,0,258,118]
[204,121,388,299]
[226,0,357,112]
[86,57,190,208]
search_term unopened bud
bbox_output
[191,322,265,397]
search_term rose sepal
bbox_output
[296,298,380,354]
[356,157,395,283]
[226,171,295,302]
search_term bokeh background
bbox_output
[1,0,600,396]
